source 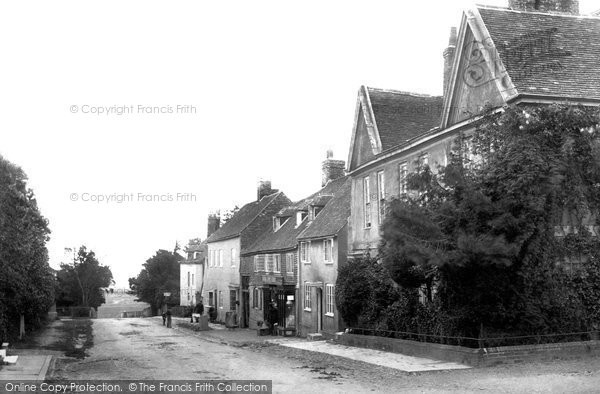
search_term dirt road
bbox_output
[38,318,600,393]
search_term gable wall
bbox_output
[447,26,505,126]
[349,107,376,170]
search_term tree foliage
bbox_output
[373,104,600,337]
[336,256,399,328]
[129,249,181,314]
[0,155,55,340]
[220,205,240,225]
[56,246,113,309]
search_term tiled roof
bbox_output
[243,177,348,255]
[206,192,284,243]
[367,88,443,151]
[478,7,600,100]
[298,178,351,240]
[181,240,207,265]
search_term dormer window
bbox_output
[296,211,307,227]
[273,216,289,232]
[311,206,322,220]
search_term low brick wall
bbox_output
[335,333,600,367]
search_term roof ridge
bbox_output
[366,86,441,98]
[476,5,600,19]
[207,191,285,243]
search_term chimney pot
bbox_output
[508,0,579,14]
[257,180,278,201]
[443,27,457,98]
[321,151,345,187]
[207,212,220,238]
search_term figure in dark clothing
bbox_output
[166,309,172,328]
[192,301,204,322]
[162,312,166,326]
[268,302,279,336]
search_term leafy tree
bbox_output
[336,256,399,328]
[56,246,113,309]
[379,104,600,337]
[129,249,181,314]
[220,205,240,224]
[0,155,55,340]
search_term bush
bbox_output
[336,256,399,328]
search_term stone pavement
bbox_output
[0,354,52,380]
[168,316,285,346]
[280,340,472,372]
[166,316,471,372]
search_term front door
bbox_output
[316,288,323,332]
[242,291,249,328]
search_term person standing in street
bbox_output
[166,308,172,328]
[268,301,279,336]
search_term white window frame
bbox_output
[266,254,273,272]
[254,255,266,272]
[303,282,312,311]
[231,248,237,267]
[326,284,335,316]
[323,239,333,263]
[219,250,223,267]
[286,253,294,274]
[300,241,310,263]
[274,254,281,273]
[399,162,408,195]
[363,176,371,228]
[377,170,385,225]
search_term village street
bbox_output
[10,317,599,393]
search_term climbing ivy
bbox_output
[378,104,600,338]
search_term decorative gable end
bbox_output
[442,8,518,127]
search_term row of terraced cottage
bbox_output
[180,0,600,338]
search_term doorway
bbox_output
[316,288,323,332]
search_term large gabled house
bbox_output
[347,0,600,258]
[204,182,291,326]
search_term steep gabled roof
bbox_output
[298,177,351,240]
[347,86,443,171]
[242,176,348,255]
[368,88,443,150]
[476,6,600,100]
[206,192,285,243]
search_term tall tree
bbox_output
[129,249,181,314]
[56,246,113,309]
[0,155,55,340]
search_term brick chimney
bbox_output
[508,0,579,14]
[207,212,220,238]
[321,150,345,187]
[257,180,278,201]
[443,27,457,98]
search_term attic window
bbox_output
[313,206,322,218]
[273,216,289,232]
[296,211,307,227]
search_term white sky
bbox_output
[1,0,598,287]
